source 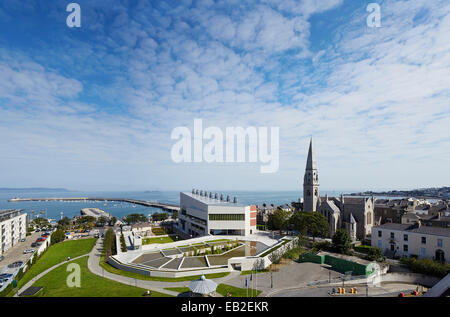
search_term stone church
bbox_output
[302,139,375,241]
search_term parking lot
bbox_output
[0,231,44,273]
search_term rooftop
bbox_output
[374,223,450,237]
[182,191,248,207]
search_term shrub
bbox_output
[120,234,127,252]
[400,257,450,278]
[51,229,66,244]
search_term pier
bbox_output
[7,197,180,212]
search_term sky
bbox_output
[0,0,449,192]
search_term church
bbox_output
[302,139,375,241]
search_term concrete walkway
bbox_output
[87,238,239,297]
[14,254,89,297]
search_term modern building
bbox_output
[371,222,450,263]
[178,190,257,237]
[0,209,27,255]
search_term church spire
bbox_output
[306,138,317,170]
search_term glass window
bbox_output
[390,232,395,239]
[404,234,408,241]
[421,237,426,244]
[437,239,443,247]
[378,230,382,237]
[403,245,408,252]
[377,240,382,248]
[420,248,426,257]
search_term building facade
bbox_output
[178,190,256,237]
[372,222,450,263]
[0,209,27,255]
[301,139,374,240]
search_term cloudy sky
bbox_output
[0,0,448,192]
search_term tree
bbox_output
[366,247,384,261]
[125,213,147,224]
[268,209,290,234]
[96,216,108,227]
[109,216,117,226]
[51,229,66,244]
[289,211,309,235]
[307,212,329,241]
[332,229,352,254]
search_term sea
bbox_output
[0,189,438,222]
[0,189,340,222]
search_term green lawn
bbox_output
[27,257,173,297]
[164,287,190,293]
[13,238,98,294]
[99,255,229,282]
[142,235,181,245]
[216,283,262,297]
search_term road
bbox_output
[0,232,42,272]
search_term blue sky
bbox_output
[0,0,449,192]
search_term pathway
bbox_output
[87,238,240,296]
[14,254,89,297]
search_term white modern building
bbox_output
[1,209,27,255]
[372,222,450,263]
[178,190,257,237]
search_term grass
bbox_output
[259,240,290,257]
[142,235,181,245]
[26,257,173,297]
[216,283,262,297]
[207,239,232,243]
[99,255,230,282]
[11,238,98,295]
[164,287,190,293]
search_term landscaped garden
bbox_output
[27,257,173,297]
[6,237,98,296]
[142,235,183,245]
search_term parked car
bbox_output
[20,238,26,242]
[31,242,38,247]
[35,229,40,232]
[23,249,35,254]
[0,256,4,262]
[7,261,23,268]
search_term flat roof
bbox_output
[182,192,248,207]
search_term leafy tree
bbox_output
[307,212,329,241]
[51,229,66,244]
[332,229,352,254]
[289,211,309,235]
[125,213,147,224]
[268,209,290,234]
[109,216,117,226]
[96,216,108,227]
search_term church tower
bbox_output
[303,138,320,211]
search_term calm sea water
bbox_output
[0,189,339,221]
[2,189,428,222]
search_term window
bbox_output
[437,239,443,247]
[378,230,382,237]
[377,240,382,248]
[403,245,408,252]
[208,214,245,221]
[421,237,426,244]
[420,248,426,257]
[390,232,395,239]
[404,234,408,242]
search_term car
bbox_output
[35,229,40,232]
[41,234,49,238]
[23,249,35,254]
[94,234,99,238]
[31,242,38,247]
[20,238,26,242]
[0,256,4,262]
[7,261,23,268]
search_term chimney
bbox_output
[220,194,224,201]
[209,192,212,199]
[233,197,237,203]
[215,193,218,199]
[226,195,230,202]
